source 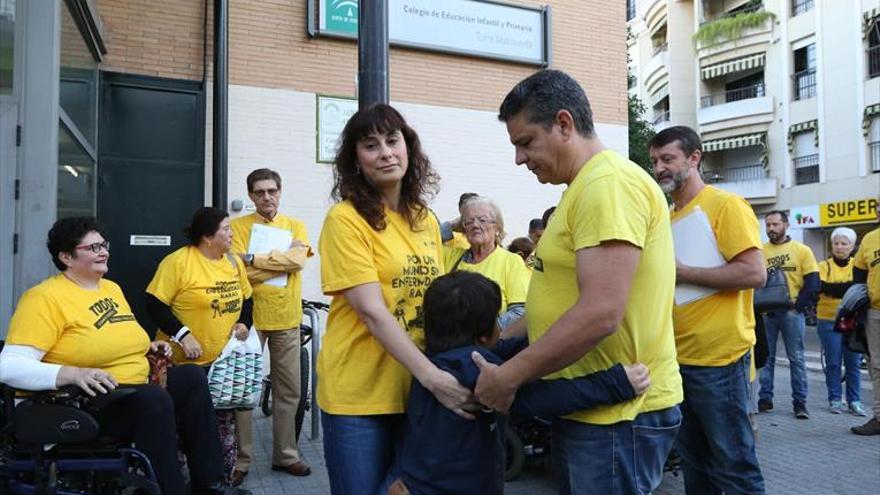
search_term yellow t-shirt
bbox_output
[146,246,253,366]
[6,275,150,385]
[443,245,531,313]
[853,228,880,309]
[763,239,819,302]
[526,150,683,425]
[231,212,310,331]
[450,232,470,250]
[317,201,444,415]
[670,186,761,366]
[817,258,854,320]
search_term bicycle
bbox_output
[258,299,329,441]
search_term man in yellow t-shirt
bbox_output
[851,200,880,435]
[474,69,682,494]
[230,169,313,482]
[650,126,766,494]
[759,211,819,419]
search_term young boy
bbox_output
[381,271,650,495]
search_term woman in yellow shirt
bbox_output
[816,227,866,416]
[444,196,532,329]
[317,104,472,495]
[146,206,254,480]
[0,217,245,495]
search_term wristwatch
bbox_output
[243,254,254,266]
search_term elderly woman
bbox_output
[444,196,532,329]
[0,217,246,495]
[816,227,866,416]
[317,104,472,495]
[145,206,254,479]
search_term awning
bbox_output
[863,103,880,136]
[700,53,766,80]
[703,133,765,152]
[650,85,669,106]
[787,119,819,152]
[864,8,879,38]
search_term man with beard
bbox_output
[759,210,819,419]
[649,126,766,494]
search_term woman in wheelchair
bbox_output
[0,217,248,495]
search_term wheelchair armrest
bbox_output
[27,385,136,412]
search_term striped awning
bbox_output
[864,103,880,136]
[700,53,766,80]
[650,85,669,106]
[703,133,765,152]
[864,8,879,38]
[787,120,819,152]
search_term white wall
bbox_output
[223,85,629,302]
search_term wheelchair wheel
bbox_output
[260,376,273,417]
[504,427,525,481]
[294,347,309,442]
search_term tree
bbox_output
[628,67,656,175]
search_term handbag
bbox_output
[206,327,264,410]
[754,267,791,313]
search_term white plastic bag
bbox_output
[206,327,264,409]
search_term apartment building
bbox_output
[628,0,880,255]
[0,0,628,333]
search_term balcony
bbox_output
[791,0,814,17]
[870,141,880,173]
[869,46,880,80]
[695,7,773,63]
[701,83,765,108]
[706,163,778,202]
[643,49,670,95]
[794,154,819,184]
[793,69,817,101]
[697,94,774,128]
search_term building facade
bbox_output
[628,0,880,255]
[0,0,629,334]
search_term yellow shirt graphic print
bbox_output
[853,228,880,309]
[147,246,252,366]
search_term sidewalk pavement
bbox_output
[240,363,879,495]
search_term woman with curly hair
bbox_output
[317,104,473,494]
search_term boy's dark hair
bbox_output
[47,217,106,271]
[507,237,535,259]
[528,218,543,233]
[423,271,502,356]
[246,168,282,192]
[458,192,478,209]
[766,210,789,223]
[498,69,595,138]
[184,207,229,245]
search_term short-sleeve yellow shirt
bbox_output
[443,245,531,313]
[231,212,310,331]
[763,239,819,302]
[146,246,253,366]
[526,150,683,425]
[853,228,880,309]
[816,258,854,320]
[670,186,761,366]
[6,275,150,385]
[317,201,444,415]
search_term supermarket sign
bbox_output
[313,0,550,66]
[790,198,879,228]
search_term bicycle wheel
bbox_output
[503,427,525,481]
[261,376,273,417]
[294,347,309,442]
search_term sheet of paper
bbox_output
[671,206,726,306]
[248,224,293,288]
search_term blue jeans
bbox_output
[321,411,405,495]
[677,354,765,495]
[552,406,681,495]
[817,319,862,403]
[759,310,808,405]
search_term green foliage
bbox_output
[628,75,655,176]
[692,10,776,47]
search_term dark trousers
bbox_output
[97,364,224,495]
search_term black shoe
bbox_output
[757,399,773,413]
[794,402,810,419]
[203,482,252,495]
[851,418,880,436]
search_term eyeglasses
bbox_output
[75,241,110,253]
[463,217,496,227]
[251,188,279,197]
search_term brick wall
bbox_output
[97,0,626,124]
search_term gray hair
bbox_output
[461,196,506,244]
[830,227,857,245]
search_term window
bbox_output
[627,0,636,22]
[793,44,816,100]
[868,21,880,80]
[870,118,880,173]
[791,0,813,17]
[792,131,819,185]
[653,96,670,126]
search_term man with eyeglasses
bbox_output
[229,169,313,484]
